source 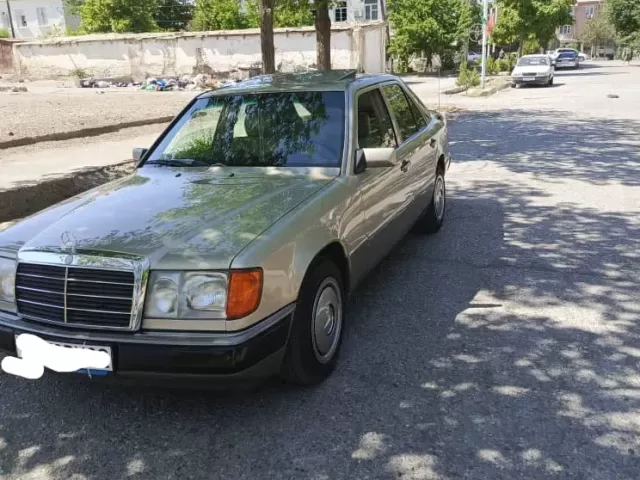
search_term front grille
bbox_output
[15,263,135,329]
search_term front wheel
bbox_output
[281,260,345,386]
[414,167,446,234]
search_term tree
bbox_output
[259,0,276,73]
[81,0,158,33]
[155,0,194,31]
[191,0,246,31]
[579,14,616,56]
[315,0,331,70]
[245,0,314,28]
[387,0,463,69]
[491,0,573,54]
[607,0,640,51]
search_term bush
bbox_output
[0,28,9,39]
[497,58,511,72]
[440,51,456,71]
[456,61,481,89]
[486,56,499,75]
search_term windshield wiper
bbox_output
[145,158,213,167]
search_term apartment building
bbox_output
[329,0,385,24]
[557,0,605,45]
[0,0,69,38]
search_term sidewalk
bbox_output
[0,125,163,192]
[0,124,165,222]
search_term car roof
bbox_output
[198,70,400,98]
[520,54,548,58]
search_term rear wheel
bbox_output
[414,166,446,234]
[281,260,345,386]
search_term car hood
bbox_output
[1,166,338,270]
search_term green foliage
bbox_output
[522,36,542,55]
[497,58,511,72]
[486,56,499,75]
[155,0,194,31]
[388,0,473,68]
[244,0,314,28]
[0,28,9,39]
[81,0,159,33]
[608,0,640,51]
[191,0,247,31]
[63,0,85,17]
[456,61,480,89]
[492,0,574,50]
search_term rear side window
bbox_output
[356,89,397,149]
[381,84,422,142]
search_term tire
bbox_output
[414,166,446,234]
[281,259,345,386]
[511,83,516,88]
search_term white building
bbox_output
[0,0,67,38]
[329,0,385,24]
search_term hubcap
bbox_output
[434,175,445,221]
[311,278,343,364]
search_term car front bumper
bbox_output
[512,75,551,85]
[0,304,294,386]
[555,61,578,68]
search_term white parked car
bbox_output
[511,54,555,88]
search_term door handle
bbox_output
[430,138,437,148]
[401,159,411,172]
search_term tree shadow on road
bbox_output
[448,109,640,187]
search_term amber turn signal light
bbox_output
[226,268,263,319]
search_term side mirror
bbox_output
[132,147,148,163]
[355,147,397,173]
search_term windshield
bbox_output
[517,57,549,66]
[145,91,346,168]
[558,52,577,59]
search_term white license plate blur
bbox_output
[15,337,113,373]
[523,77,535,81]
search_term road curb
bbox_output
[0,117,173,149]
[0,160,135,223]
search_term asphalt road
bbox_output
[1,61,639,480]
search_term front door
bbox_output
[353,87,413,271]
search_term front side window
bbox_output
[356,89,397,150]
[145,91,346,168]
[381,84,421,142]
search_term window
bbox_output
[559,25,572,35]
[13,10,27,27]
[381,84,422,142]
[585,6,595,17]
[365,0,379,21]
[1,12,8,30]
[36,8,48,26]
[147,91,346,168]
[356,89,396,150]
[334,2,347,22]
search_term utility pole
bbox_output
[481,0,488,88]
[5,0,17,39]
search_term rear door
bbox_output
[380,82,439,220]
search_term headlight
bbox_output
[0,257,17,309]
[144,269,262,320]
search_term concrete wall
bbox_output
[12,23,387,80]
[0,0,66,39]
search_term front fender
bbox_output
[229,179,359,331]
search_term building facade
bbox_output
[329,0,385,24]
[0,0,68,38]
[557,0,605,45]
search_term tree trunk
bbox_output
[517,38,524,57]
[260,0,276,74]
[315,0,331,70]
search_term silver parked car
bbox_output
[0,71,452,386]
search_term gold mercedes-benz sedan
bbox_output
[0,70,451,386]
